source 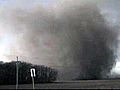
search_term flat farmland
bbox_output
[0,80,120,89]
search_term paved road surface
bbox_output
[0,80,120,89]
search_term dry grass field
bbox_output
[0,80,120,89]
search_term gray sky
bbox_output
[0,0,120,27]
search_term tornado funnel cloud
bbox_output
[0,0,118,80]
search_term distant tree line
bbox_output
[0,61,58,85]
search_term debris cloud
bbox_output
[0,0,118,80]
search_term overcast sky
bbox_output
[0,0,120,28]
[0,0,119,26]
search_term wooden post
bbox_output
[16,56,19,90]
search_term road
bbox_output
[0,80,120,89]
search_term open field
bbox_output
[1,80,120,89]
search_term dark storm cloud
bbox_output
[54,0,118,80]
[0,0,118,80]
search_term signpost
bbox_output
[30,68,36,90]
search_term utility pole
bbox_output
[16,56,19,90]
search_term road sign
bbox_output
[30,68,36,90]
[30,68,36,77]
